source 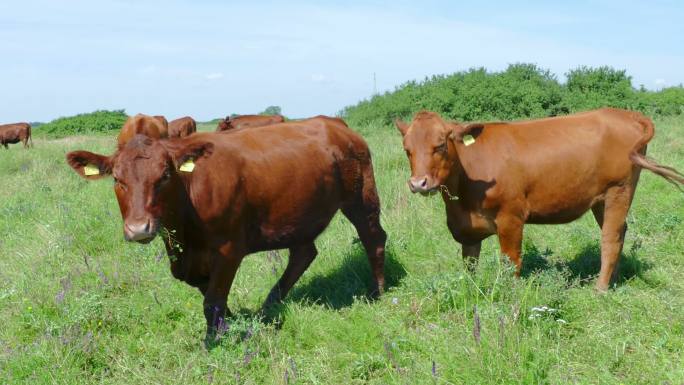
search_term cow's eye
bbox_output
[434,143,447,154]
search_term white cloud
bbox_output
[655,78,666,86]
[205,72,225,80]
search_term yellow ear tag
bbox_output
[83,164,100,176]
[463,134,475,146]
[179,159,195,173]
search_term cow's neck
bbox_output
[160,182,196,260]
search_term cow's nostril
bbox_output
[420,178,427,188]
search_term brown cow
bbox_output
[153,115,169,138]
[216,114,285,132]
[117,114,164,148]
[66,116,386,343]
[0,123,32,149]
[168,116,196,138]
[396,108,684,291]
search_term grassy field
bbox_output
[1,117,683,384]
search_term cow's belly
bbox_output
[248,201,342,251]
[524,175,607,224]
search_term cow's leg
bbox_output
[461,242,482,271]
[203,248,243,345]
[495,214,524,275]
[341,195,387,298]
[263,243,317,307]
[2,143,7,149]
[596,186,633,292]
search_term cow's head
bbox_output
[66,135,213,243]
[396,111,478,194]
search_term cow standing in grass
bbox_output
[396,108,684,291]
[66,116,386,344]
[0,123,32,149]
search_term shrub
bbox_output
[38,110,128,138]
[341,64,684,126]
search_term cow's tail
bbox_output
[629,114,684,191]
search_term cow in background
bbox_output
[216,114,284,132]
[168,116,196,138]
[117,114,164,148]
[0,123,32,149]
[153,115,169,138]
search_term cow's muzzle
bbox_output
[408,175,438,194]
[124,219,157,243]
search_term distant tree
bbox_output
[261,106,282,115]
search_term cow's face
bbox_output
[66,135,213,243]
[396,111,470,194]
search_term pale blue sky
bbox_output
[1,0,682,122]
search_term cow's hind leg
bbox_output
[263,243,317,308]
[340,165,387,297]
[596,186,634,292]
[495,213,524,275]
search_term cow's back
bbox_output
[184,117,370,249]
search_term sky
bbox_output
[1,0,683,122]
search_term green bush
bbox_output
[38,110,128,138]
[341,64,684,125]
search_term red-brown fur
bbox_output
[66,116,386,343]
[117,114,164,148]
[216,114,285,132]
[153,115,169,138]
[168,116,196,138]
[0,123,32,149]
[396,108,684,291]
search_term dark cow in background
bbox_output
[0,123,32,149]
[153,115,169,138]
[168,116,196,138]
[66,116,386,344]
[117,114,164,148]
[396,108,684,291]
[216,114,284,132]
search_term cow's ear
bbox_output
[66,151,113,180]
[171,141,214,169]
[394,119,410,136]
[451,123,484,145]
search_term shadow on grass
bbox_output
[225,245,407,334]
[521,240,652,287]
[286,245,407,309]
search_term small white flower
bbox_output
[391,297,399,305]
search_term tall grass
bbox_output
[1,117,683,384]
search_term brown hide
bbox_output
[153,115,169,138]
[66,116,386,343]
[117,114,163,148]
[168,116,196,138]
[397,108,684,291]
[0,123,32,149]
[216,114,285,132]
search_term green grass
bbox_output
[1,117,683,384]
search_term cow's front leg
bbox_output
[202,245,243,347]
